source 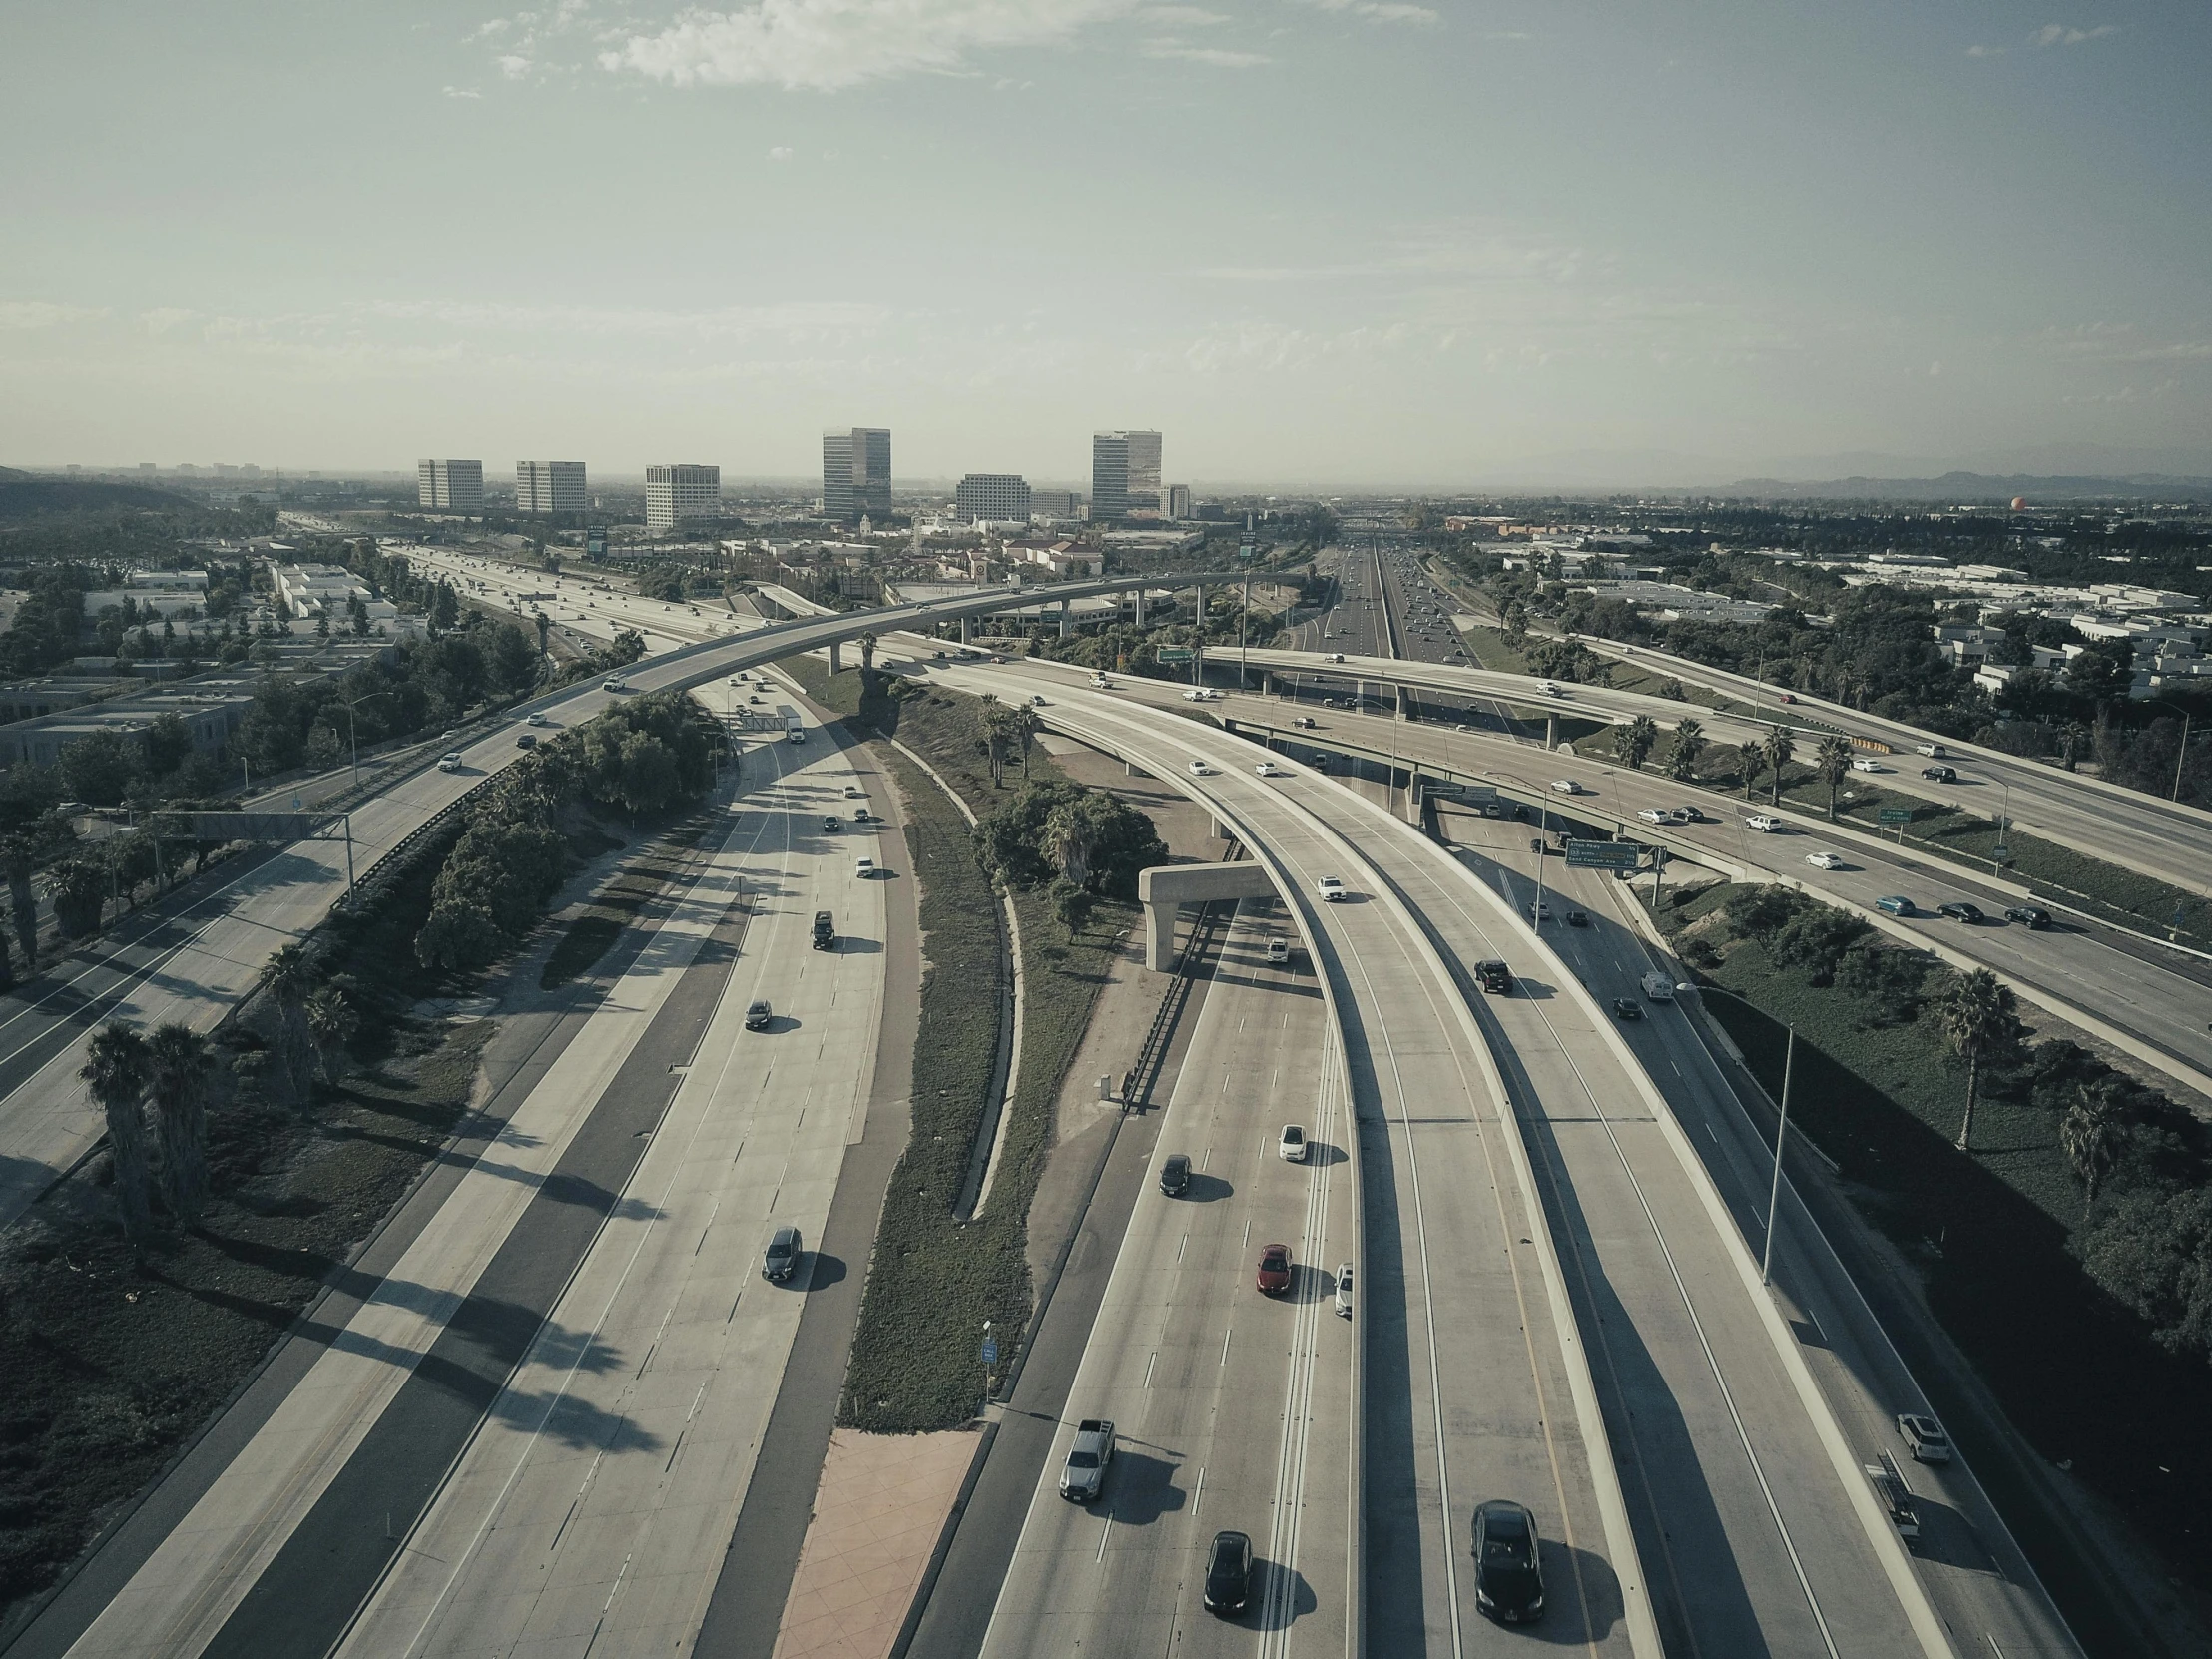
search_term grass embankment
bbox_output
[538,828,693,990]
[0,826,490,1625]
[781,655,1131,1430]
[1654,882,2212,1601]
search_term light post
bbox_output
[1484,769,1549,926]
[1691,982,1795,1287]
[1990,778,2012,875]
[334,686,392,789]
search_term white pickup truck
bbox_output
[1060,1418,1116,1502]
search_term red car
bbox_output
[1257,1244,1293,1296]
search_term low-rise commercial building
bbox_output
[646,464,721,532]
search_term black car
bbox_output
[813,910,836,950]
[821,816,840,832]
[1566,910,1589,927]
[1612,998,1642,1020]
[1202,1529,1253,1616]
[1471,1500,1545,1624]
[745,999,774,1030]
[762,1225,802,1282]
[1936,901,1983,923]
[1922,765,1958,783]
[1160,1153,1191,1197]
[2004,905,2052,929]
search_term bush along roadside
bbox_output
[1656,879,2212,1603]
[779,655,1142,1430]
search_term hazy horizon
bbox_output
[6,1,2208,486]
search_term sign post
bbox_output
[1563,838,1643,872]
[980,1322,1000,1409]
[1878,805,1913,845]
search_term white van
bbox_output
[1746,814,1781,831]
[1640,972,1676,1001]
[1915,742,1945,758]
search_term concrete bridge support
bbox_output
[1137,862,1278,971]
[1059,598,1071,639]
[961,615,975,645]
[829,641,841,673]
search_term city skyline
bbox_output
[3,2,2208,486]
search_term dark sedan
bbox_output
[1256,1244,1292,1297]
[1936,901,1983,923]
[1471,1499,1545,1623]
[1202,1529,1253,1616]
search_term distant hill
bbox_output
[0,473,202,520]
[1700,470,2212,504]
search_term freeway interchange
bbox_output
[12,549,2200,1659]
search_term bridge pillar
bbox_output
[1545,714,1558,751]
[961,615,975,644]
[829,641,842,673]
[1059,598,1071,639]
[1138,862,1277,971]
[1135,588,1145,627]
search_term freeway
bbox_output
[0,572,1234,1235]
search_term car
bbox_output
[1897,1412,1954,1464]
[438,752,464,773]
[1867,1456,1922,1544]
[1778,692,1798,704]
[1636,808,1669,825]
[1265,938,1291,964]
[1293,715,1318,729]
[1203,1530,1254,1616]
[745,999,774,1031]
[1915,742,1946,757]
[1181,688,1220,702]
[2004,905,2053,929]
[1746,814,1781,831]
[1187,759,1215,777]
[1470,1500,1546,1624]
[1279,1124,1309,1163]
[1876,894,1916,916]
[1335,1262,1355,1319]
[812,911,837,951]
[1641,972,1677,1000]
[1922,765,1958,783]
[1851,757,1882,773]
[1474,959,1513,994]
[526,712,549,727]
[821,815,840,832]
[1256,1243,1293,1296]
[1527,901,1550,923]
[843,785,865,798]
[1090,675,1111,689]
[1327,652,1346,664]
[855,855,876,879]
[1159,1153,1191,1196]
[602,676,627,692]
[762,1225,802,1282]
[932,649,948,661]
[1805,850,1845,870]
[1566,909,1589,927]
[1536,680,1563,697]
[1031,693,1048,706]
[748,693,763,704]
[1059,1418,1117,1502]
[1612,998,1643,1020]
[1318,875,1347,902]
[1255,760,1285,777]
[1549,779,1582,795]
[516,733,536,749]
[1937,901,1983,922]
[852,807,873,824]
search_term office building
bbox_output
[822,428,892,518]
[417,459,485,514]
[646,463,721,531]
[1090,430,1160,518]
[1031,489,1079,519]
[1162,484,1191,521]
[954,473,1031,525]
[516,460,588,514]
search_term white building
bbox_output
[1005,538,1104,578]
[417,459,484,514]
[954,473,1031,525]
[516,460,587,514]
[1161,484,1191,521]
[646,464,721,532]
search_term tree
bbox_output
[263,942,316,1097]
[348,592,370,636]
[304,984,358,1083]
[141,712,192,779]
[858,632,879,673]
[490,623,541,696]
[430,581,461,635]
[616,732,679,820]
[977,695,1013,788]
[534,610,551,657]
[1813,734,1854,821]
[1735,738,1765,801]
[1770,909,1868,986]
[1009,705,1039,779]
[81,1021,154,1245]
[1762,723,1796,806]
[1836,946,1927,1024]
[51,858,106,940]
[60,728,141,807]
[1050,878,1097,938]
[1613,714,1658,771]
[2059,1077,2129,1218]
[1934,968,2025,1150]
[2079,1186,2212,1361]
[1663,718,1705,782]
[147,1022,213,1228]
[304,722,344,772]
[5,836,38,970]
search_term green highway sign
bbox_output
[1992,844,2012,858]
[1564,838,1643,871]
[1155,647,1195,664]
[1878,807,1915,825]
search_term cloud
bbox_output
[601,0,1140,93]
[2032,22,2118,46]
[0,301,106,330]
[1299,0,1438,24]
[496,52,534,77]
[1137,4,1228,21]
[769,144,794,160]
[1141,35,1270,64]
[442,84,484,96]
[139,308,199,334]
[361,297,889,339]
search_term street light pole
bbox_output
[1763,1023,1796,1287]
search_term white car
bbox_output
[1635,808,1669,825]
[1255,761,1286,777]
[1536,680,1564,697]
[1278,1124,1309,1163]
[1090,675,1111,689]
[854,855,876,879]
[1187,759,1215,777]
[1746,814,1781,832]
[1318,875,1347,903]
[1850,757,1883,773]
[1327,653,1346,664]
[437,752,463,773]
[525,712,548,727]
[602,676,627,692]
[1550,779,1583,795]
[1805,850,1845,870]
[1264,938,1291,964]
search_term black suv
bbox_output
[2004,905,2052,929]
[1202,1530,1252,1616]
[762,1226,802,1282]
[813,910,836,950]
[1160,1153,1191,1197]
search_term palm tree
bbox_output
[1736,739,1765,801]
[1762,723,1797,806]
[858,632,879,674]
[1664,718,1706,783]
[976,696,1014,789]
[2058,1078,2128,1218]
[81,1021,154,1244]
[1009,705,1040,779]
[1814,735,1855,821]
[1044,798,1099,888]
[1935,968,2024,1150]
[4,835,38,971]
[263,943,316,1097]
[147,1022,214,1229]
[1613,714,1658,771]
[304,984,358,1083]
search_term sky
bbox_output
[4,0,2209,489]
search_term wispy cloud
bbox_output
[0,301,106,330]
[1298,0,1439,26]
[600,0,1140,92]
[361,297,889,339]
[1969,21,2118,55]
[1137,4,1229,22]
[769,144,794,160]
[442,85,484,97]
[1141,35,1270,64]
